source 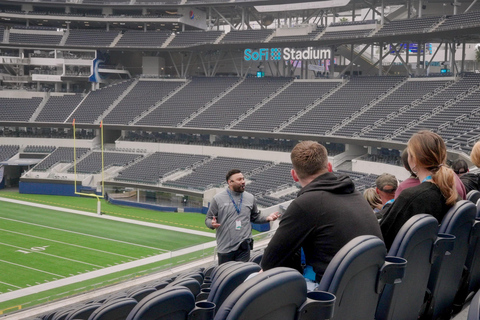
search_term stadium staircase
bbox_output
[225,78,294,130]
[178,77,245,127]
[130,79,190,125]
[327,77,408,135]
[59,30,69,46]
[427,15,448,32]
[96,78,140,124]
[214,33,226,44]
[389,82,480,141]
[62,149,94,174]
[356,78,457,138]
[313,27,328,40]
[29,93,50,122]
[161,32,176,48]
[2,27,9,43]
[110,32,124,47]
[64,92,91,123]
[264,32,275,42]
[160,157,212,184]
[273,79,346,132]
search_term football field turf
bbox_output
[0,197,215,314]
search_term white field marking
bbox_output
[0,259,65,278]
[0,217,168,252]
[0,197,215,238]
[0,281,21,289]
[0,228,139,260]
[0,240,217,304]
[0,242,103,268]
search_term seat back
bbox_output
[88,298,137,320]
[376,214,439,320]
[176,271,204,284]
[127,287,157,302]
[65,303,102,320]
[210,261,242,281]
[317,235,387,320]
[456,197,480,304]
[207,262,261,311]
[166,277,201,297]
[426,200,476,320]
[467,289,480,320]
[126,286,195,320]
[214,267,307,320]
[467,190,480,204]
[249,250,264,265]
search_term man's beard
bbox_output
[232,185,245,193]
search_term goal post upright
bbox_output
[73,119,105,215]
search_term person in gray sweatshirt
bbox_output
[206,169,280,264]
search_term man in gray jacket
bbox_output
[206,169,280,264]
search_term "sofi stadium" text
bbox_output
[244,47,331,61]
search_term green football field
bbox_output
[0,192,217,315]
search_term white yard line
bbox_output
[0,240,217,303]
[0,281,22,289]
[0,242,104,268]
[0,217,167,252]
[0,228,139,260]
[0,260,65,279]
[0,196,218,304]
[0,197,215,238]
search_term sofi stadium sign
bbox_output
[244,47,330,61]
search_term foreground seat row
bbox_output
[37,192,480,320]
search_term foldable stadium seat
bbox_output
[421,200,476,320]
[454,197,480,308]
[204,265,216,278]
[102,293,128,304]
[152,280,171,290]
[127,287,157,302]
[166,276,201,297]
[315,235,406,320]
[176,270,205,285]
[467,289,480,320]
[376,214,439,320]
[88,297,138,320]
[52,308,77,320]
[205,261,261,312]
[65,303,102,320]
[214,267,309,320]
[126,286,215,320]
[126,286,195,320]
[209,261,242,283]
[249,250,264,265]
[467,190,480,204]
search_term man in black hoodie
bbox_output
[261,141,383,284]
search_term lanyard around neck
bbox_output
[422,175,432,183]
[227,189,243,214]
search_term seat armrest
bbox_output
[297,291,336,320]
[430,233,455,264]
[376,256,407,293]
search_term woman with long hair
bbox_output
[380,130,459,248]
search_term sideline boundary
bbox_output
[0,197,215,238]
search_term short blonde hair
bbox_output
[471,141,480,167]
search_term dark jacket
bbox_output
[261,172,383,279]
[460,173,480,194]
[380,182,451,249]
